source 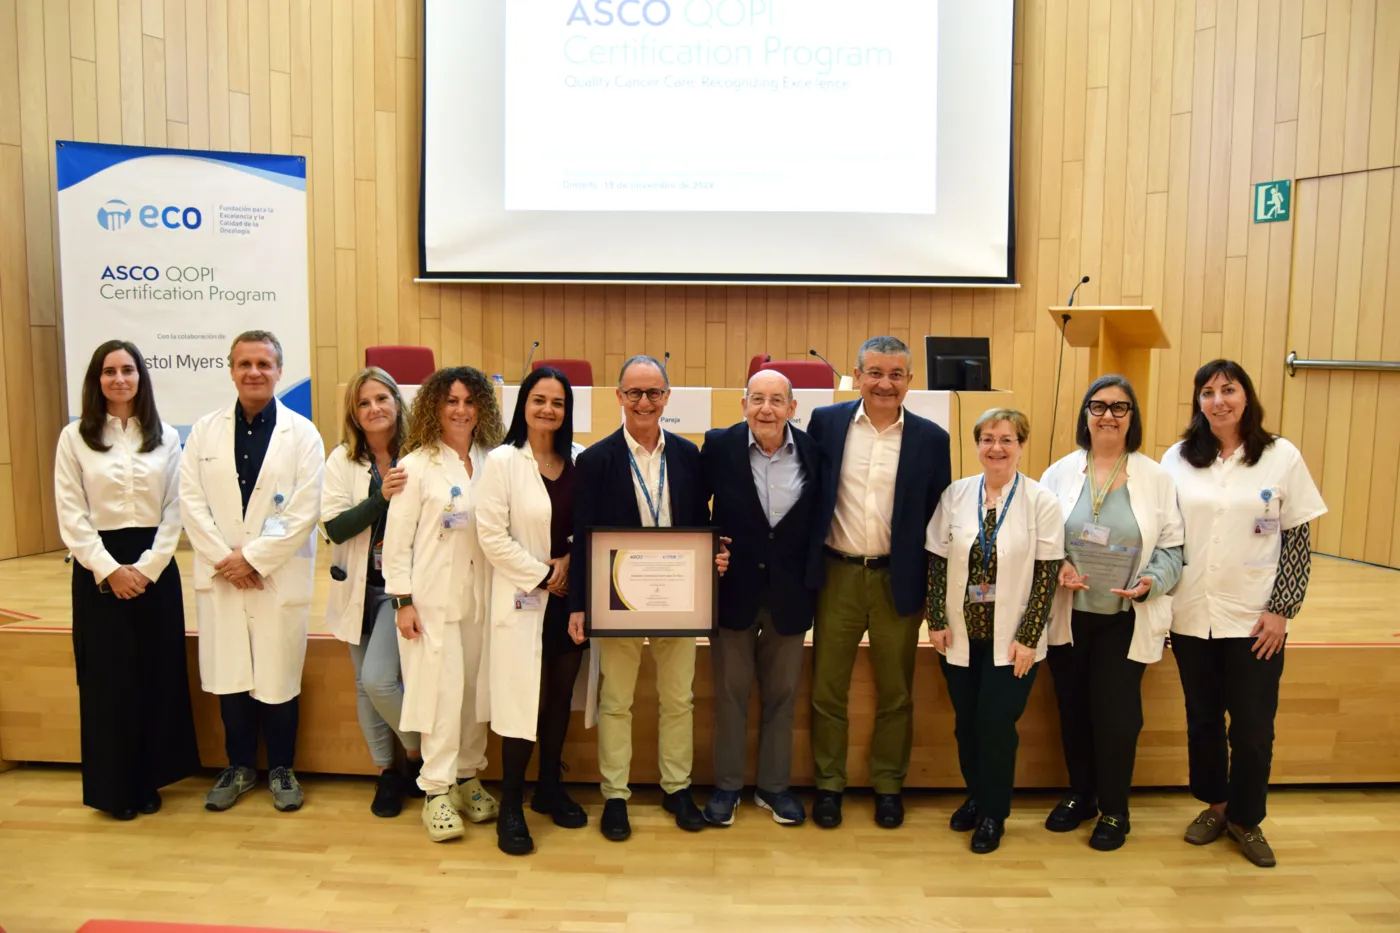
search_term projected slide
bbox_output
[504,1,937,214]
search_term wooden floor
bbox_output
[0,768,1397,933]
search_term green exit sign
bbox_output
[1254,179,1291,223]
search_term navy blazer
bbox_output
[804,400,952,617]
[568,427,709,615]
[701,421,822,636]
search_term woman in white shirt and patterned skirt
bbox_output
[54,340,200,820]
[1162,360,1326,869]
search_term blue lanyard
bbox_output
[977,472,1020,579]
[627,447,666,527]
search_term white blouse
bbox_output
[1161,437,1326,638]
[54,416,183,584]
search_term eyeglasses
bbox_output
[745,394,790,408]
[1087,401,1133,417]
[621,388,667,403]
[978,435,1021,448]
[859,369,909,384]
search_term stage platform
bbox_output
[2,546,1398,786]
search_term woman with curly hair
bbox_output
[382,366,504,843]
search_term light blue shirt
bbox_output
[749,425,806,527]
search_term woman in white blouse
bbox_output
[924,408,1064,854]
[1162,360,1326,869]
[383,366,503,843]
[322,366,423,818]
[54,340,200,821]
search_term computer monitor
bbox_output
[925,336,991,391]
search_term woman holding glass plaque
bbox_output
[924,408,1063,854]
[1039,375,1184,851]
[1161,360,1325,869]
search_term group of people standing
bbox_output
[56,330,1323,870]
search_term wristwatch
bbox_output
[391,594,413,610]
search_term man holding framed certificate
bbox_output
[568,355,715,841]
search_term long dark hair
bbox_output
[502,367,574,462]
[79,340,164,453]
[1179,359,1275,467]
[1075,374,1143,452]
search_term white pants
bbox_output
[416,618,489,796]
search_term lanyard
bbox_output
[1087,452,1128,522]
[627,447,666,527]
[369,457,396,539]
[977,472,1020,579]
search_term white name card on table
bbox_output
[655,386,713,434]
[900,390,952,431]
[789,389,836,430]
[501,385,593,433]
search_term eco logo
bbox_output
[97,198,132,231]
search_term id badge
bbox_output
[1080,523,1111,546]
[441,510,470,530]
[513,590,544,611]
[967,582,997,604]
[260,516,288,538]
[373,544,383,570]
[1253,517,1280,536]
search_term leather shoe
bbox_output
[970,816,1004,854]
[873,793,904,829]
[662,788,707,832]
[531,784,588,829]
[138,790,162,815]
[1089,814,1130,851]
[949,797,979,832]
[812,789,843,829]
[600,798,631,842]
[496,797,534,856]
[1044,794,1097,832]
[111,808,138,822]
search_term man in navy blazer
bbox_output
[698,369,822,828]
[804,336,952,829]
[568,355,710,841]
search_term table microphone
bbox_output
[661,350,671,372]
[808,348,841,377]
[522,340,539,380]
[1067,274,1090,307]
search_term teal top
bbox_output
[1065,476,1183,614]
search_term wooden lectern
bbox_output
[1047,306,1170,439]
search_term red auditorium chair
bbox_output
[759,360,834,389]
[746,353,772,381]
[533,358,594,387]
[364,345,435,385]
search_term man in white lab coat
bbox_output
[180,330,324,812]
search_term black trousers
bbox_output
[1172,632,1285,828]
[220,692,299,771]
[939,639,1039,821]
[1047,608,1146,815]
[500,646,585,798]
[71,528,201,814]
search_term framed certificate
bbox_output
[584,527,719,637]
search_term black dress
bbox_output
[71,527,201,813]
[542,466,587,658]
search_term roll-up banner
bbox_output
[55,141,310,437]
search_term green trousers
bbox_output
[810,557,922,794]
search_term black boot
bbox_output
[496,793,534,856]
[402,757,426,799]
[531,782,588,829]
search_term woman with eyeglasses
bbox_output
[476,366,596,856]
[382,366,504,843]
[1161,360,1325,868]
[54,340,200,821]
[1039,375,1184,850]
[322,367,424,818]
[924,408,1063,854]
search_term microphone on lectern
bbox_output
[1067,275,1090,307]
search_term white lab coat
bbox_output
[475,443,599,741]
[924,473,1065,667]
[179,399,325,703]
[1040,450,1185,664]
[382,441,491,734]
[321,444,379,644]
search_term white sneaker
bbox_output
[422,795,464,842]
[448,777,499,823]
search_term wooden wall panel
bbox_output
[1,0,1398,565]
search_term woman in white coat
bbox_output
[322,366,424,818]
[383,365,503,843]
[1040,375,1184,851]
[476,367,594,856]
[55,340,199,820]
[924,408,1063,855]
